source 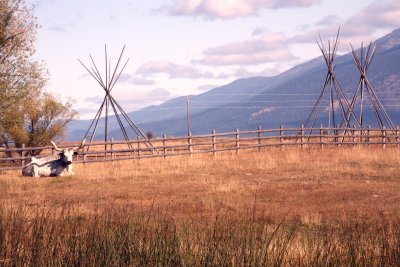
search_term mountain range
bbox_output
[67,28,400,140]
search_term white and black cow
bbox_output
[22,139,85,177]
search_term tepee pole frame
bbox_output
[345,42,395,130]
[78,45,156,154]
[303,29,361,137]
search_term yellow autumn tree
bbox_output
[0,0,76,153]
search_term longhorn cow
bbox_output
[22,139,85,177]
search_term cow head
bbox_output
[50,139,86,167]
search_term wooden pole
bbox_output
[236,128,240,153]
[163,134,167,159]
[212,129,216,156]
[336,124,340,148]
[110,138,115,161]
[301,124,304,149]
[104,97,109,157]
[396,126,399,148]
[258,126,262,151]
[21,144,25,168]
[382,126,386,149]
[137,136,141,158]
[367,125,371,147]
[320,124,324,149]
[186,96,191,136]
[188,132,192,156]
[280,125,283,148]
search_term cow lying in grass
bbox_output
[22,139,85,177]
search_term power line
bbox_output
[190,98,400,103]
[131,104,400,112]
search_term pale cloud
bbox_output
[118,74,156,86]
[199,33,296,65]
[252,26,268,36]
[233,65,285,77]
[355,0,400,28]
[80,88,173,115]
[136,60,214,79]
[315,15,340,26]
[161,0,321,19]
[47,22,73,33]
[290,0,400,45]
[84,96,103,104]
[112,87,173,111]
[196,84,218,91]
[75,107,99,118]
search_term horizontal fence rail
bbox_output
[1,125,400,171]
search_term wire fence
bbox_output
[1,125,399,171]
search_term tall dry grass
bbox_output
[1,147,400,265]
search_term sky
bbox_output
[28,0,400,119]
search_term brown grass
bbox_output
[1,147,400,265]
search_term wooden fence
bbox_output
[1,125,399,171]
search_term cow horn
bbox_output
[75,139,86,150]
[50,141,63,152]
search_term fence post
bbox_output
[188,132,192,156]
[280,125,283,148]
[397,126,399,148]
[137,136,141,158]
[83,143,87,161]
[335,124,340,148]
[212,130,216,156]
[301,124,304,149]
[320,124,324,149]
[21,144,26,168]
[110,138,115,161]
[367,125,371,147]
[163,134,167,159]
[258,126,262,151]
[352,125,355,147]
[236,129,240,153]
[382,126,386,149]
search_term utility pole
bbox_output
[186,96,191,136]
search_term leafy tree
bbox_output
[0,0,77,153]
[0,0,43,110]
[2,93,77,155]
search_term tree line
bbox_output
[0,0,75,155]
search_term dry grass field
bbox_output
[1,147,400,265]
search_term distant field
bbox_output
[1,147,400,265]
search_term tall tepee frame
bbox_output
[344,42,395,129]
[303,29,361,134]
[79,45,154,152]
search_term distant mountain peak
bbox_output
[374,28,400,51]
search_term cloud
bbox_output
[315,15,340,26]
[252,26,268,36]
[232,65,285,78]
[196,84,218,91]
[77,73,91,80]
[136,60,214,79]
[112,87,173,111]
[84,96,104,104]
[81,88,173,115]
[354,0,400,28]
[75,107,99,118]
[47,22,73,33]
[199,33,296,65]
[289,0,400,45]
[118,74,156,86]
[160,0,321,19]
